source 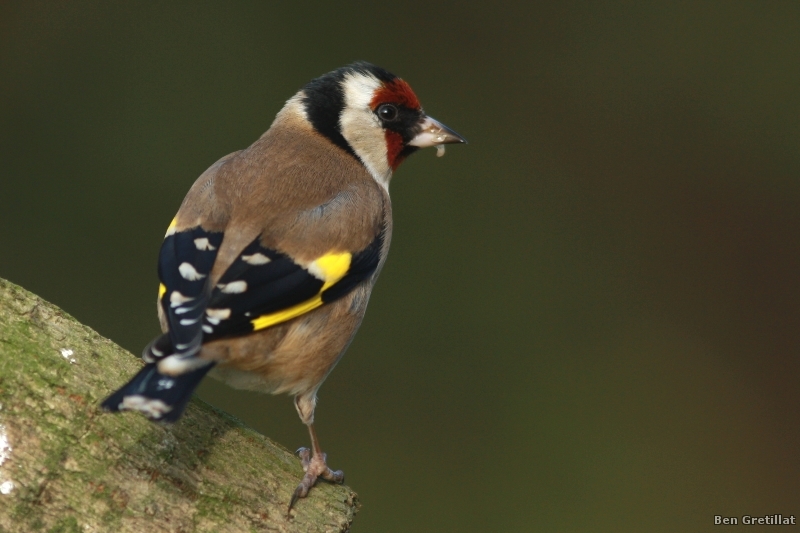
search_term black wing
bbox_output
[155,221,223,357]
[202,231,384,340]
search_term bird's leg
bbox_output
[288,394,344,513]
[289,423,344,511]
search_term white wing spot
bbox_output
[307,261,325,281]
[169,291,194,307]
[202,325,213,334]
[179,318,199,326]
[157,378,175,390]
[218,281,247,294]
[242,253,271,265]
[194,237,216,251]
[179,263,205,281]
[206,308,231,320]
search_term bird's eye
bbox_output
[377,104,398,122]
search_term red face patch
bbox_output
[369,79,421,111]
[384,130,405,170]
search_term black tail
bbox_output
[101,361,214,423]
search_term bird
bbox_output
[101,61,466,509]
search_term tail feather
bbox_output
[101,361,214,422]
[142,333,173,363]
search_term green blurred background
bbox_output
[2,2,798,531]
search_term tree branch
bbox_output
[0,278,358,532]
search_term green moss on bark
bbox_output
[0,278,358,532]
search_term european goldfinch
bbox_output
[102,62,466,507]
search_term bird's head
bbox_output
[298,62,466,187]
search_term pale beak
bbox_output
[408,116,467,148]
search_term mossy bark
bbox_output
[0,278,358,532]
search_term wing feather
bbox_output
[156,223,223,356]
[202,230,384,340]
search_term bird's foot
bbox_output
[288,447,344,512]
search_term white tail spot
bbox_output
[121,396,173,419]
[158,355,209,376]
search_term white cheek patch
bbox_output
[342,72,381,109]
[339,72,392,189]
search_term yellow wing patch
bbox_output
[250,297,325,331]
[250,251,352,331]
[310,252,352,290]
[158,283,167,299]
[164,217,178,237]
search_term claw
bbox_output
[322,467,344,484]
[287,450,345,515]
[295,447,312,470]
[288,482,309,515]
[288,423,345,515]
